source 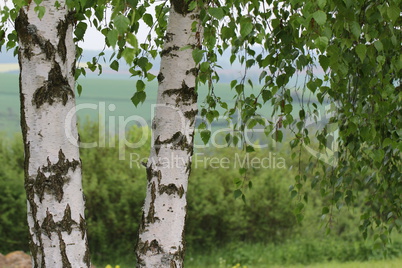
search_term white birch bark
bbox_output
[16,1,90,267]
[136,3,200,267]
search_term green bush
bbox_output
[1,122,401,266]
[0,133,29,253]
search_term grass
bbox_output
[97,257,402,268]
[271,259,402,268]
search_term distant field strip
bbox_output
[0,63,89,73]
[0,63,19,72]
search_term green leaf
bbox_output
[284,104,293,114]
[233,189,242,199]
[122,47,136,64]
[34,6,46,19]
[114,14,130,34]
[200,61,210,72]
[322,207,330,214]
[374,40,383,52]
[136,80,145,92]
[192,49,204,64]
[315,36,329,53]
[208,7,224,20]
[74,22,88,41]
[312,10,327,26]
[273,130,283,142]
[126,33,138,49]
[106,29,119,48]
[318,0,327,9]
[319,55,330,71]
[110,60,119,71]
[77,84,82,96]
[201,130,211,144]
[262,90,272,103]
[143,13,153,27]
[246,145,254,152]
[350,21,361,38]
[240,17,253,37]
[387,5,401,22]
[131,91,146,107]
[355,44,366,63]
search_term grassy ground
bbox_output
[271,259,402,268]
[99,259,402,268]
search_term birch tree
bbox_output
[10,0,90,267]
[135,2,200,266]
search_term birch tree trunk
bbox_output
[136,2,200,267]
[15,1,90,267]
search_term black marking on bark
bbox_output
[79,214,87,239]
[146,163,161,183]
[33,62,74,108]
[186,67,199,77]
[146,182,159,224]
[15,9,55,60]
[184,109,198,126]
[157,72,165,83]
[41,210,57,238]
[41,205,78,239]
[15,10,33,59]
[162,80,198,106]
[161,45,180,58]
[165,32,175,43]
[29,235,40,268]
[170,260,177,268]
[157,170,162,185]
[83,236,91,268]
[33,149,80,202]
[57,17,68,63]
[150,239,163,254]
[61,204,76,235]
[58,231,72,268]
[154,135,162,155]
[156,131,190,152]
[71,59,76,79]
[137,240,149,255]
[159,183,185,198]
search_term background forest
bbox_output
[1,71,402,267]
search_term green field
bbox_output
[0,71,316,139]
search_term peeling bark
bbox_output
[136,2,200,267]
[16,1,90,267]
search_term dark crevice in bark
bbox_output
[162,80,198,106]
[56,12,74,63]
[146,182,159,224]
[79,214,87,239]
[58,231,72,268]
[33,62,74,108]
